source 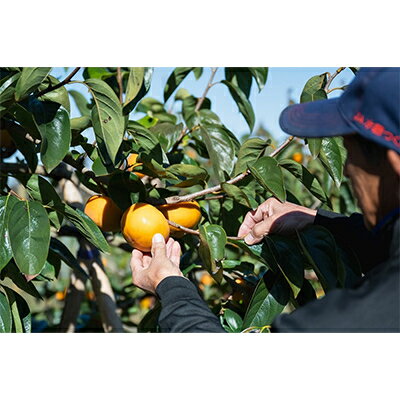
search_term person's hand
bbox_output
[130,233,184,294]
[238,198,317,245]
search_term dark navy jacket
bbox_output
[155,210,400,333]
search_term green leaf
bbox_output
[83,67,115,80]
[199,224,227,280]
[198,123,235,182]
[234,137,271,175]
[7,102,41,139]
[221,183,251,208]
[71,115,91,134]
[150,122,183,152]
[38,75,70,112]
[0,195,19,271]
[0,291,12,333]
[27,99,71,173]
[174,88,190,101]
[0,72,20,117]
[224,68,253,98]
[26,175,64,229]
[85,79,125,165]
[222,79,255,131]
[68,89,91,116]
[182,95,211,128]
[297,226,341,292]
[279,159,329,204]
[193,67,203,80]
[300,74,328,103]
[265,236,304,298]
[39,251,61,281]
[8,201,50,275]
[243,270,289,329]
[223,309,243,332]
[164,67,194,102]
[248,156,286,202]
[137,302,161,333]
[49,237,89,279]
[51,203,110,253]
[40,106,71,172]
[306,138,322,158]
[318,137,345,187]
[167,164,209,184]
[124,68,145,108]
[2,119,38,171]
[123,67,153,115]
[1,262,43,300]
[108,171,146,210]
[127,120,160,152]
[15,67,52,101]
[248,67,269,92]
[136,115,158,128]
[4,287,31,333]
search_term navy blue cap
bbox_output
[279,68,400,153]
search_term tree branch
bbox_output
[165,135,295,204]
[36,67,81,97]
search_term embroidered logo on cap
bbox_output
[353,112,400,148]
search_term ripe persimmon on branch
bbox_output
[165,135,295,205]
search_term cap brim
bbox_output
[279,97,355,138]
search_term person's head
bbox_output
[279,68,400,230]
[343,135,400,229]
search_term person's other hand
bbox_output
[130,234,183,294]
[238,198,317,245]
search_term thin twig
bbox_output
[165,135,295,204]
[326,85,348,94]
[9,189,24,201]
[167,220,199,235]
[117,67,123,103]
[324,67,345,92]
[36,67,81,97]
[195,67,218,111]
[171,68,218,152]
[167,219,243,240]
[200,195,225,201]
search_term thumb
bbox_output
[151,233,167,258]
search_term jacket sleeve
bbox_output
[314,209,389,273]
[155,276,226,333]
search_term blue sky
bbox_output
[56,67,356,142]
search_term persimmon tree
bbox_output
[0,67,361,333]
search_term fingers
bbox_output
[130,249,144,272]
[244,220,270,245]
[166,237,174,258]
[170,240,181,266]
[151,233,167,258]
[238,201,270,237]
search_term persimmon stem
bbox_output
[36,67,81,97]
[165,135,295,205]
